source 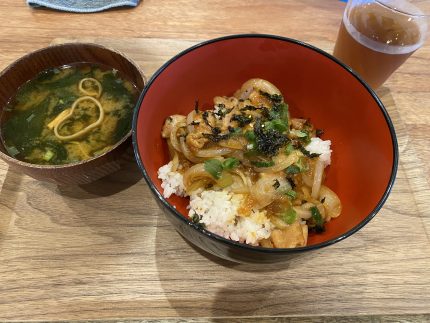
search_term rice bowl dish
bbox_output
[158,78,342,248]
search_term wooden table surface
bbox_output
[1,1,430,321]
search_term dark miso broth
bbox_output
[0,63,139,165]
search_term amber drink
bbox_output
[333,0,428,88]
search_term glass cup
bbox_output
[333,0,430,89]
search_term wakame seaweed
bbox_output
[2,96,51,149]
[101,72,131,99]
[113,107,133,142]
[21,139,68,164]
[50,89,78,116]
[39,68,85,90]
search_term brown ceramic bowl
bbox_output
[133,34,398,263]
[0,43,145,185]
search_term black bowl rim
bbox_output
[0,42,145,169]
[132,33,399,255]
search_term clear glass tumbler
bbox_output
[333,0,429,89]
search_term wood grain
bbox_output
[0,0,429,321]
[0,0,345,73]
[0,37,429,321]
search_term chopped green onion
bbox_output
[296,157,309,172]
[267,102,288,121]
[205,158,239,180]
[6,146,20,157]
[280,208,297,224]
[285,143,294,155]
[43,149,55,161]
[26,114,35,122]
[296,130,308,138]
[285,189,297,199]
[204,159,223,179]
[245,130,256,142]
[292,129,310,144]
[264,119,288,132]
[310,206,325,232]
[286,164,301,174]
[222,157,239,170]
[286,157,309,174]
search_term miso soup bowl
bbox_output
[0,43,145,185]
[133,34,398,264]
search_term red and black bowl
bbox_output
[132,34,398,264]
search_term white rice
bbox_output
[188,190,272,245]
[305,137,332,166]
[158,138,333,246]
[157,161,186,198]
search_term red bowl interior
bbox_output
[134,35,396,248]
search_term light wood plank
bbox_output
[0,37,429,321]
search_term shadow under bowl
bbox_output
[0,43,145,185]
[133,34,398,264]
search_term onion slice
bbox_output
[319,185,342,218]
[169,120,186,152]
[254,151,301,173]
[195,147,233,158]
[183,163,213,190]
[180,137,204,163]
[311,158,325,199]
[186,110,196,133]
